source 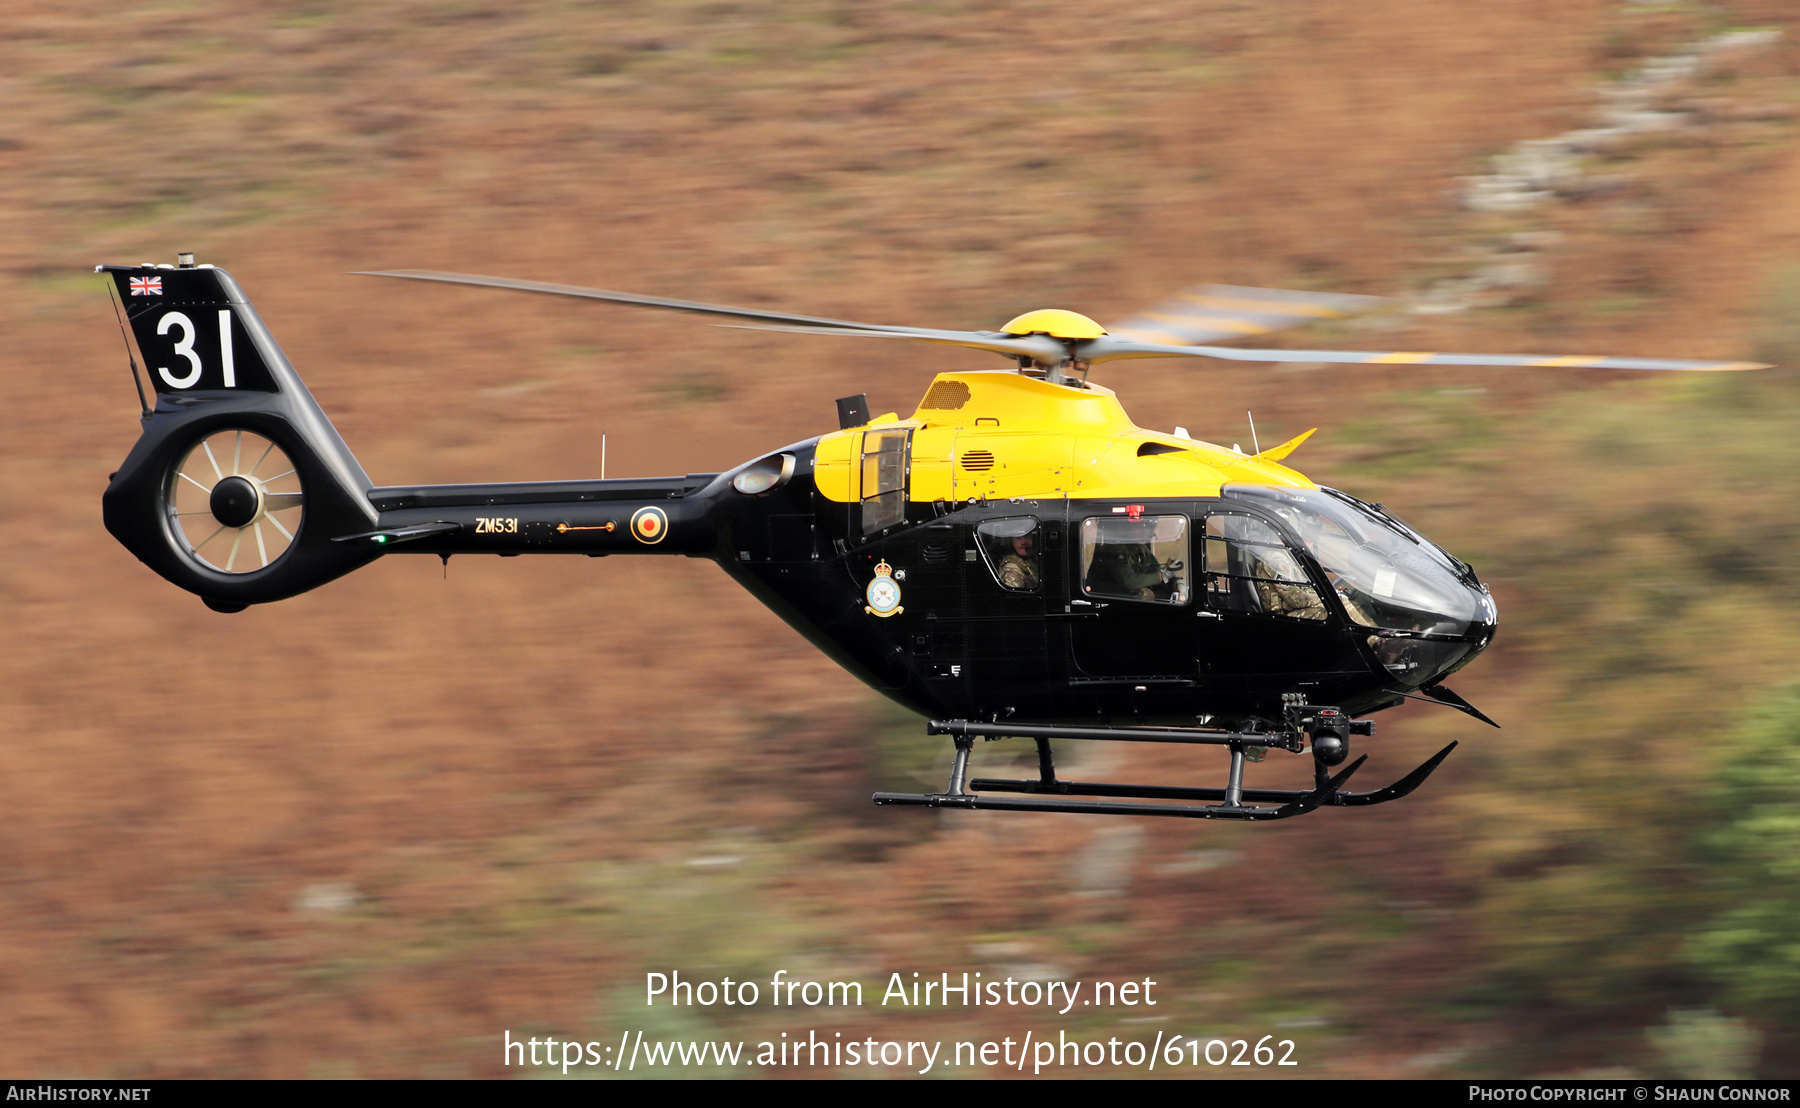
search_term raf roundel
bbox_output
[630,505,668,545]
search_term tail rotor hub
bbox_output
[208,475,264,528]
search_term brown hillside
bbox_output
[4,0,1800,1077]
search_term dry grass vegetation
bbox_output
[7,0,1800,1078]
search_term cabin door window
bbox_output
[1078,515,1192,604]
[975,517,1041,593]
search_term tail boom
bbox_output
[354,475,725,557]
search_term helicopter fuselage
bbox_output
[96,261,1518,817]
[365,370,1497,727]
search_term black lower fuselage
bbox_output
[364,439,1494,728]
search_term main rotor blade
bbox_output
[1079,334,1766,371]
[1106,284,1391,346]
[363,269,1765,372]
[721,321,1067,362]
[359,269,914,333]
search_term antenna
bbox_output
[104,277,151,417]
[1247,411,1260,455]
[601,434,607,480]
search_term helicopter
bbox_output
[95,254,1763,821]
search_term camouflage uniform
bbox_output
[997,553,1039,591]
[1087,543,1164,600]
[1336,590,1374,626]
[1250,552,1328,621]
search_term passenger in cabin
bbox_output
[1085,520,1166,601]
[979,519,1042,593]
[997,532,1039,591]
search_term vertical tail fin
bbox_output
[100,258,381,608]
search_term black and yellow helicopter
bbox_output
[96,255,1762,821]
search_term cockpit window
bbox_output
[1203,513,1326,621]
[1315,486,1473,582]
[1223,485,1478,636]
[977,517,1040,593]
[1080,515,1191,605]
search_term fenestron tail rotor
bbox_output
[362,269,1767,377]
[168,430,306,574]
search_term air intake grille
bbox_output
[959,450,995,472]
[920,380,971,410]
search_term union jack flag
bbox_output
[128,276,162,296]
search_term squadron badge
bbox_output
[864,559,903,617]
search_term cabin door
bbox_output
[1068,511,1197,680]
[959,514,1050,685]
[1196,509,1358,685]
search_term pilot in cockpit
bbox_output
[1259,524,1372,625]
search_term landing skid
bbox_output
[872,717,1457,821]
[970,741,1457,809]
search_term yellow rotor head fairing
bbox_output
[1001,309,1107,341]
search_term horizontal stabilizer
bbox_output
[333,522,462,548]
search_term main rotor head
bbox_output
[1001,309,1107,341]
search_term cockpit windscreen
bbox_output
[1223,485,1479,637]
